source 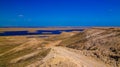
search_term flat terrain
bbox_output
[0,27,85,33]
[0,27,120,67]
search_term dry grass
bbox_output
[0,36,51,67]
[0,27,120,67]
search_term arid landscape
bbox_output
[0,27,120,67]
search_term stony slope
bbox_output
[59,27,120,67]
[28,46,109,67]
[0,27,120,67]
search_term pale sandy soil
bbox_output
[27,46,110,67]
[0,27,120,67]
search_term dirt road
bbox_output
[50,47,109,67]
[28,46,110,67]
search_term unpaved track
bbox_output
[49,47,109,67]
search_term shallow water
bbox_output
[0,29,84,36]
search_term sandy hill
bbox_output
[59,27,120,67]
[0,27,120,67]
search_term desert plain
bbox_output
[0,27,120,67]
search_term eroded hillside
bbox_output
[0,27,120,67]
[59,27,120,67]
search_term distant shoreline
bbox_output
[0,26,119,28]
[0,26,89,28]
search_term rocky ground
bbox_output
[0,27,120,67]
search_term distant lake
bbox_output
[0,29,84,36]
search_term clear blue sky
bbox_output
[0,0,120,27]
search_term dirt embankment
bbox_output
[59,28,120,67]
[27,46,110,67]
[0,27,120,67]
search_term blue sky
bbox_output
[0,0,120,26]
